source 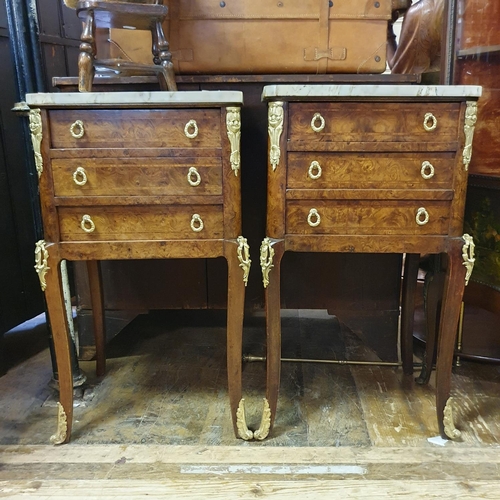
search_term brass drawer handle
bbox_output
[311,113,325,133]
[70,120,85,138]
[423,113,437,132]
[190,213,204,232]
[184,119,199,139]
[80,214,95,233]
[73,166,88,186]
[416,207,429,226]
[421,161,435,180]
[308,161,322,180]
[187,166,202,186]
[307,208,321,227]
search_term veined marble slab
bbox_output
[25,91,244,108]
[262,84,482,100]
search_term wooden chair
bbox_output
[63,0,177,92]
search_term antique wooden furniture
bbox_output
[260,84,481,440]
[62,0,176,92]
[453,0,500,362]
[24,90,258,443]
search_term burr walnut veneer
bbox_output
[25,90,261,443]
[260,84,481,441]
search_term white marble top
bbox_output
[262,84,482,100]
[26,91,244,108]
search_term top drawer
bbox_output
[288,102,461,146]
[48,109,222,149]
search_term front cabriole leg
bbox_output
[436,235,474,440]
[35,242,74,444]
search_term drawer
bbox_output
[48,109,222,149]
[58,205,223,241]
[286,200,450,235]
[52,157,222,197]
[288,102,461,145]
[287,153,455,190]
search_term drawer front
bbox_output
[288,102,461,144]
[287,153,455,190]
[58,205,223,241]
[286,201,450,235]
[49,109,222,149]
[52,157,222,197]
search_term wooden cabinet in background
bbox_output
[452,0,500,362]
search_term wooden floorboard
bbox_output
[1,309,500,498]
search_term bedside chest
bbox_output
[260,84,481,440]
[26,91,259,443]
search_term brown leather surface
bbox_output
[165,0,391,74]
[110,0,391,74]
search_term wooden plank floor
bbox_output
[1,309,499,498]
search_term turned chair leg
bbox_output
[153,20,177,91]
[78,10,96,92]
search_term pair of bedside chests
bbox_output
[25,84,481,443]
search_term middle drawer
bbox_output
[286,152,455,190]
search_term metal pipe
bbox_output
[243,354,403,367]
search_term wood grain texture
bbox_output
[1,308,500,497]
[3,478,500,499]
[58,205,224,241]
[32,101,245,442]
[51,157,223,197]
[48,109,222,149]
[287,153,456,190]
[285,200,451,235]
[288,102,461,144]
[264,89,477,441]
[58,240,225,260]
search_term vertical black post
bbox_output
[5,0,82,384]
[440,0,457,85]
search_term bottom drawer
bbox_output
[286,201,450,235]
[58,205,224,241]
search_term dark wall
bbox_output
[36,0,80,89]
[0,1,43,333]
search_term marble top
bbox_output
[25,91,244,108]
[262,84,482,100]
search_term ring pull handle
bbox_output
[80,214,95,233]
[184,119,199,139]
[311,113,326,133]
[416,207,430,226]
[70,120,85,139]
[308,160,322,180]
[73,166,88,186]
[423,113,437,132]
[187,167,202,187]
[421,161,435,180]
[190,213,204,232]
[307,208,321,227]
